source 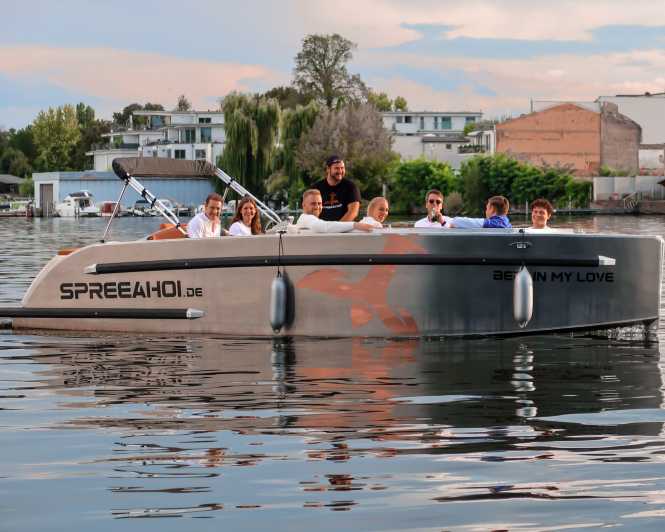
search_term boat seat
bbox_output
[147,223,188,240]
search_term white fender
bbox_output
[513,265,533,328]
[269,275,288,333]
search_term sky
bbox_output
[2,0,665,129]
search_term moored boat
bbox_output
[56,190,100,217]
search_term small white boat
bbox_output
[56,191,100,217]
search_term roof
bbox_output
[132,110,224,116]
[421,135,468,143]
[113,157,217,179]
[383,111,482,116]
[0,174,24,185]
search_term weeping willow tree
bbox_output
[219,93,281,195]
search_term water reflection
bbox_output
[3,331,665,527]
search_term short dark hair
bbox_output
[205,192,223,205]
[325,155,343,167]
[530,198,554,215]
[487,195,509,215]
[425,189,444,201]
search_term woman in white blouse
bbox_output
[229,196,262,236]
[359,196,389,228]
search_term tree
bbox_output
[112,102,164,128]
[262,86,313,110]
[174,94,192,111]
[266,101,320,205]
[19,178,34,197]
[393,96,408,111]
[459,153,591,215]
[386,158,458,214]
[72,118,113,170]
[112,103,143,127]
[367,91,393,112]
[8,126,37,161]
[295,103,394,199]
[293,33,367,109]
[76,103,96,128]
[32,105,81,171]
[219,92,281,195]
[0,147,31,177]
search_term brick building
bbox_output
[496,103,640,176]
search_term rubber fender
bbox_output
[513,265,533,328]
[270,275,288,333]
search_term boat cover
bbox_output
[112,157,217,180]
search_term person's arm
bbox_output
[448,217,485,229]
[340,201,360,221]
[340,181,361,221]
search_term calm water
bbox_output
[2,215,665,531]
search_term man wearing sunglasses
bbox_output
[414,189,452,228]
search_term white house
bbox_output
[87,110,226,171]
[381,111,483,169]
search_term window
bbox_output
[198,117,212,124]
[195,149,206,160]
[440,117,452,129]
[200,127,212,143]
[404,115,412,124]
[183,128,196,143]
[174,149,186,159]
[433,117,439,129]
[465,116,476,124]
[396,116,403,123]
[420,117,425,130]
[446,144,452,150]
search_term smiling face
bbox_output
[531,206,551,228]
[303,192,323,217]
[369,199,389,223]
[326,161,345,186]
[240,201,256,226]
[204,199,222,222]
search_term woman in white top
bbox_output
[229,196,262,236]
[359,196,389,228]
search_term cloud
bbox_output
[301,0,665,45]
[364,48,665,118]
[0,45,285,117]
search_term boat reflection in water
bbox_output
[29,335,665,504]
[4,329,661,527]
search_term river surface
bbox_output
[1,215,665,531]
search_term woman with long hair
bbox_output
[229,196,262,235]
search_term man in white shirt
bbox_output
[187,193,223,238]
[414,190,452,228]
[296,189,373,233]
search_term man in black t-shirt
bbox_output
[312,155,361,221]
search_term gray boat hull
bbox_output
[10,229,663,337]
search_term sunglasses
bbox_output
[428,199,443,205]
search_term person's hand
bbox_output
[353,222,373,232]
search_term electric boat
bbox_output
[2,158,662,338]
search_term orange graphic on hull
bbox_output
[297,235,427,335]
